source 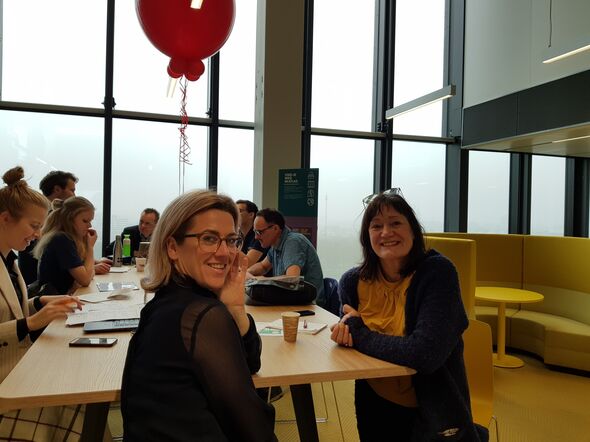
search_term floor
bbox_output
[107,354,590,441]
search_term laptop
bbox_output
[83,318,140,333]
[137,242,150,258]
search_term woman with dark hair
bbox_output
[331,190,486,441]
[121,189,276,441]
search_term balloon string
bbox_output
[178,76,191,194]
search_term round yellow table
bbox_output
[475,286,544,368]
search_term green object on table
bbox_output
[122,234,131,258]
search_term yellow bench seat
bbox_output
[511,310,590,371]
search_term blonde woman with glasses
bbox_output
[0,166,83,440]
[121,190,276,442]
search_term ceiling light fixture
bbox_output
[385,85,456,119]
[551,134,590,143]
[191,0,204,9]
[543,44,590,64]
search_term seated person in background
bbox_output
[34,196,108,295]
[121,190,276,441]
[105,208,159,257]
[330,191,486,441]
[236,201,281,402]
[247,208,325,307]
[18,170,78,285]
[236,199,268,267]
[0,166,84,440]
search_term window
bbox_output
[113,0,208,116]
[530,156,565,236]
[392,142,445,232]
[219,0,256,122]
[310,136,374,278]
[110,119,207,243]
[217,128,254,201]
[2,1,106,108]
[0,110,104,256]
[311,0,376,131]
[392,0,445,137]
[468,151,510,233]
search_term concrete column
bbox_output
[254,0,305,209]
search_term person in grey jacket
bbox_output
[331,190,487,442]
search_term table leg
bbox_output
[290,384,319,442]
[493,302,524,368]
[81,402,110,442]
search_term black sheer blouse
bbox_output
[121,276,276,442]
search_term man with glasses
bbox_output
[247,208,325,307]
[236,199,269,267]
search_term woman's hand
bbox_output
[341,304,360,322]
[86,228,98,248]
[27,296,83,331]
[94,261,111,274]
[330,322,354,347]
[219,252,248,308]
[330,304,359,347]
[39,295,83,308]
[219,252,251,335]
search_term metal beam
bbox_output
[564,157,589,237]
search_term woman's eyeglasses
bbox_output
[362,187,403,207]
[183,232,243,253]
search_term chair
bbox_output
[463,319,499,441]
[425,236,477,319]
[322,277,341,316]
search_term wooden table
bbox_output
[475,286,544,368]
[0,269,414,441]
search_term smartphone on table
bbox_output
[294,310,315,317]
[69,337,118,347]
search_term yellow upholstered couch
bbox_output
[428,233,590,372]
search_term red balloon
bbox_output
[136,0,235,81]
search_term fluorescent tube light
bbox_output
[543,43,590,64]
[385,85,456,119]
[551,134,590,144]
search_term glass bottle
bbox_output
[113,234,123,267]
[122,234,131,258]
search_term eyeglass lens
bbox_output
[197,233,242,252]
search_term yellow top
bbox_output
[475,286,544,304]
[358,273,417,407]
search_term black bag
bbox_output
[245,277,317,306]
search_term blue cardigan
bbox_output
[340,250,487,441]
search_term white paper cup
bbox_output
[135,257,147,272]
